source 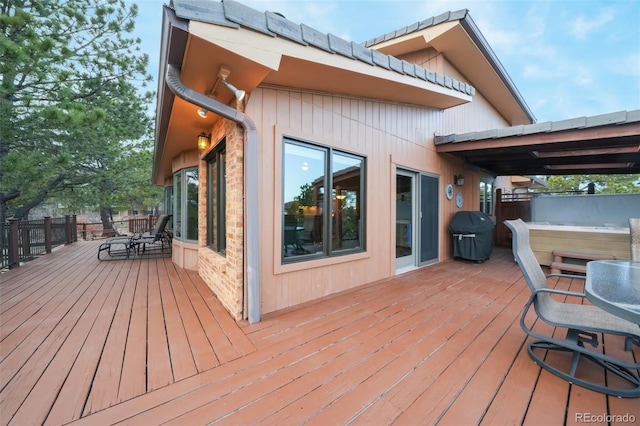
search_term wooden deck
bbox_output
[1,241,638,425]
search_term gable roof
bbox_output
[435,110,640,175]
[363,9,535,126]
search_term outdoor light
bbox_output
[197,132,210,149]
[454,174,465,186]
[197,108,208,118]
[222,78,246,101]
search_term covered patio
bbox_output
[1,240,637,425]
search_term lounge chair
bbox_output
[504,218,640,398]
[131,214,172,254]
[97,215,172,260]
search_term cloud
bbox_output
[572,65,592,86]
[608,52,640,77]
[569,8,614,39]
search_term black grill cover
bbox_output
[449,211,495,261]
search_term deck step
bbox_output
[550,261,587,275]
[550,250,616,275]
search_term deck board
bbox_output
[0,241,638,426]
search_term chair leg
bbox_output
[625,336,640,352]
[527,339,640,398]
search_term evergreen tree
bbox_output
[0,0,155,231]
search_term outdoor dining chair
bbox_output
[504,218,640,398]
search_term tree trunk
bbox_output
[100,206,116,236]
[12,174,67,220]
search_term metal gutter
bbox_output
[165,63,261,324]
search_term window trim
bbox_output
[281,137,366,264]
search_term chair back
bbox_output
[151,214,171,235]
[630,218,640,261]
[504,219,552,308]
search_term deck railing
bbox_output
[77,215,157,240]
[1,215,77,270]
[1,215,158,270]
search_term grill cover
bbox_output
[449,211,495,261]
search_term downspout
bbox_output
[166,64,261,324]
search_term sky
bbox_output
[130,0,640,123]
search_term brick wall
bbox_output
[198,117,245,320]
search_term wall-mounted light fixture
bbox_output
[222,78,246,101]
[197,132,210,149]
[454,174,465,186]
[197,107,208,118]
[206,64,246,102]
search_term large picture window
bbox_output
[282,138,365,262]
[207,141,226,254]
[173,167,199,242]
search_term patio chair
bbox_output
[131,214,172,255]
[97,215,172,260]
[97,236,136,260]
[504,218,640,398]
[630,218,640,261]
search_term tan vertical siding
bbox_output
[243,84,506,315]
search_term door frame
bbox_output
[394,167,440,274]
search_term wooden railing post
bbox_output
[44,216,52,254]
[21,221,31,260]
[71,215,77,242]
[65,215,72,245]
[8,219,20,269]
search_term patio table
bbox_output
[585,260,640,325]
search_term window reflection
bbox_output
[173,167,198,242]
[332,153,362,251]
[283,142,325,258]
[186,170,199,241]
[283,139,365,262]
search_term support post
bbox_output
[8,219,19,269]
[44,216,52,253]
[65,215,72,245]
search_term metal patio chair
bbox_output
[505,218,640,398]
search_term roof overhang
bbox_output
[369,15,535,126]
[186,20,471,109]
[153,2,474,184]
[435,111,640,176]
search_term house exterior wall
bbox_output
[186,54,513,320]
[243,84,508,315]
[197,117,246,320]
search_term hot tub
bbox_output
[526,223,631,266]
